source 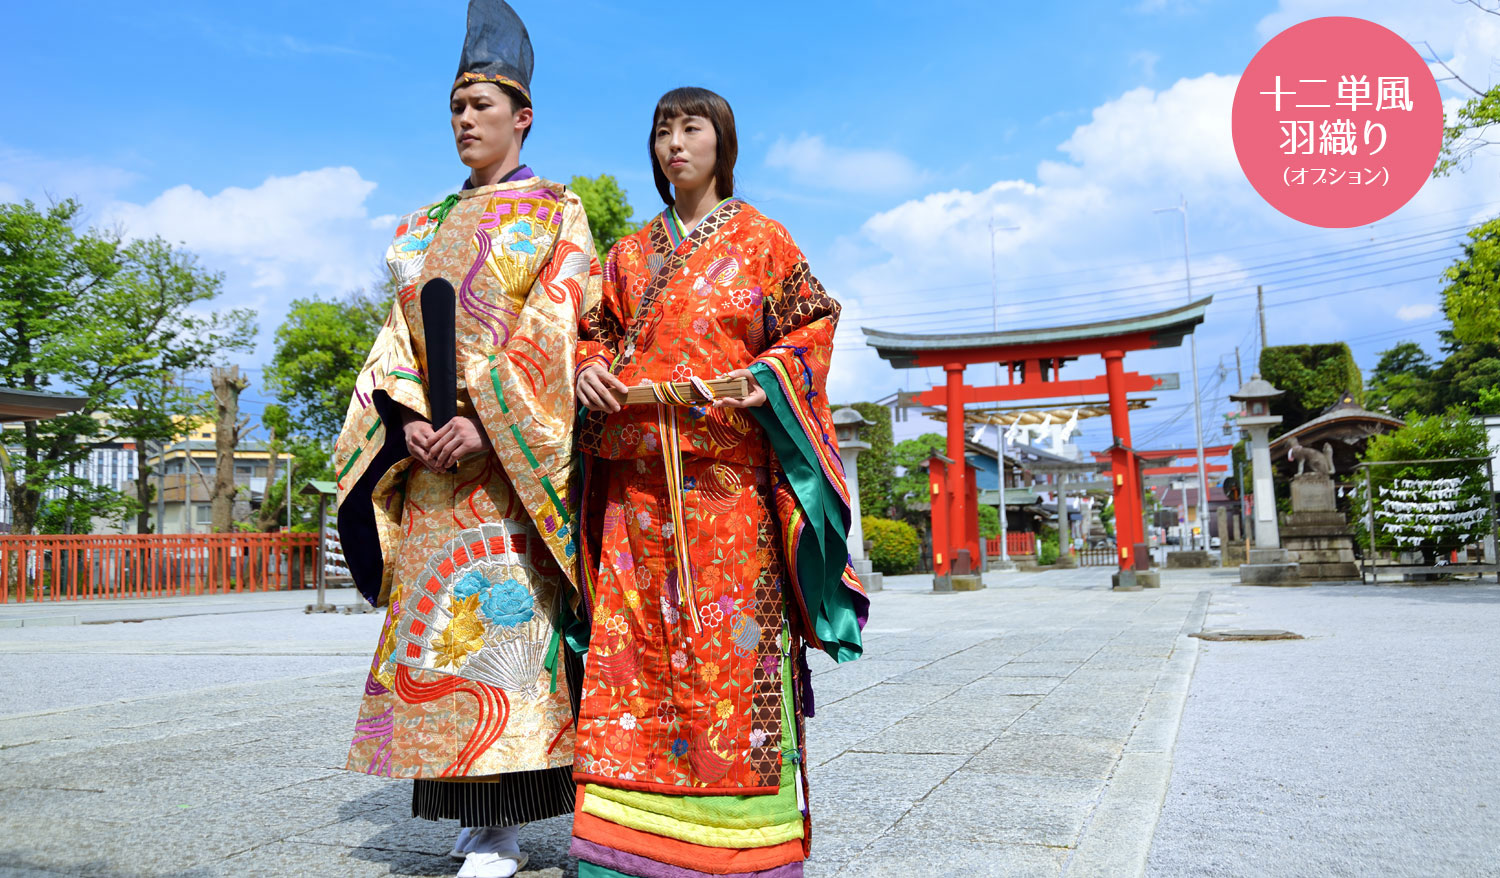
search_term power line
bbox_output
[836,258,1453,346]
[846,235,1462,335]
[842,211,1481,310]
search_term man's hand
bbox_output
[578,365,629,413]
[403,419,444,473]
[712,368,766,409]
[430,416,492,470]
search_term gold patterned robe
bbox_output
[334,174,600,779]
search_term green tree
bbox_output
[1259,343,1363,432]
[249,425,335,533]
[0,200,247,534]
[892,433,947,522]
[977,504,1000,539]
[1434,84,1500,178]
[37,479,138,535]
[1440,217,1500,346]
[849,402,894,518]
[1365,341,1437,418]
[264,281,389,443]
[570,174,640,257]
[1354,408,1495,564]
[1430,334,1500,414]
[1434,4,1500,180]
[101,238,255,533]
[1478,385,1500,415]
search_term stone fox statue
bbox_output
[1287,435,1335,476]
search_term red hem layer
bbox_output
[573,771,779,797]
[573,792,804,874]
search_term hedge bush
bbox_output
[863,516,921,574]
[1038,528,1060,566]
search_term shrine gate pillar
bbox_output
[1104,350,1142,570]
[944,364,969,570]
[963,464,980,569]
[927,456,951,577]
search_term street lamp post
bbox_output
[989,219,1020,569]
[1154,197,1209,550]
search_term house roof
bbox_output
[1268,392,1404,455]
[0,387,87,423]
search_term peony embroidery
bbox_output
[452,571,535,628]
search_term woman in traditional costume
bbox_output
[569,87,869,878]
[333,3,600,876]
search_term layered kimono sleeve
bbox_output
[333,284,429,608]
[465,190,602,603]
[747,227,869,664]
[575,238,628,377]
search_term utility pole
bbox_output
[1155,196,1209,551]
[989,219,1020,568]
[1234,346,1244,387]
[153,441,166,533]
[286,457,294,533]
[1257,285,1267,352]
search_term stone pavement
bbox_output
[0,570,1211,877]
[1147,580,1500,878]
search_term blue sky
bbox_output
[3,0,1495,453]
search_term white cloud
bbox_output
[1397,303,1438,322]
[822,0,1500,428]
[1043,73,1242,192]
[104,167,387,292]
[93,167,393,366]
[0,146,141,212]
[765,135,927,193]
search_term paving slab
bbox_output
[0,567,1213,877]
[1147,583,1500,878]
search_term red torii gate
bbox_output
[1094,445,1232,479]
[864,298,1211,582]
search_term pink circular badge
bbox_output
[1232,16,1443,228]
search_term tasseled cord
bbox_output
[652,375,716,634]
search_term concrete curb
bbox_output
[1063,590,1210,877]
[0,615,77,628]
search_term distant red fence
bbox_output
[0,533,319,603]
[986,532,1037,557]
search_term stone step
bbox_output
[1239,562,1301,586]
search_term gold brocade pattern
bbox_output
[335,176,601,779]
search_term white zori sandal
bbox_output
[456,825,527,878]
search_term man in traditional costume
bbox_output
[569,86,869,878]
[333,3,600,876]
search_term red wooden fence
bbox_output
[0,533,319,603]
[986,532,1037,558]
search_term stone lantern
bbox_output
[833,408,882,592]
[1229,375,1296,584]
[1229,375,1283,548]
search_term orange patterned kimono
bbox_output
[569,199,868,876]
[333,172,599,790]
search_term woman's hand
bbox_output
[402,418,444,473]
[712,369,766,409]
[429,416,492,470]
[578,365,629,413]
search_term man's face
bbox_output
[450,82,529,169]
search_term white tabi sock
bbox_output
[457,825,526,878]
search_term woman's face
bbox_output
[450,83,528,169]
[653,114,717,196]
